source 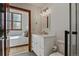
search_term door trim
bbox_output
[69,3,72,56]
[65,3,78,56]
[75,3,77,56]
[3,3,7,56]
[65,3,71,56]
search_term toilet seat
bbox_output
[49,52,64,56]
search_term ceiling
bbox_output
[27,3,49,8]
[10,3,50,8]
[30,3,45,6]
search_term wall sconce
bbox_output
[40,7,51,16]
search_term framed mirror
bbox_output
[40,8,51,34]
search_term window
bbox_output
[8,12,22,30]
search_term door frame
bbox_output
[65,3,71,56]
[69,3,77,56]
[3,3,9,56]
[4,4,32,56]
[65,3,78,56]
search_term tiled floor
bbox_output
[9,46,29,56]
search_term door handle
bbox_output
[65,30,69,56]
[65,30,77,56]
[64,31,77,34]
[2,37,7,39]
[72,31,77,34]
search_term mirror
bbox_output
[40,8,51,34]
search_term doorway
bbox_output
[8,5,32,55]
[0,4,32,56]
[65,3,79,56]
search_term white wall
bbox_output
[44,4,69,54]
[50,4,69,42]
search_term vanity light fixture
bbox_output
[40,7,51,16]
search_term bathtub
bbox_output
[10,36,28,47]
[9,31,28,47]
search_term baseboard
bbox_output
[10,44,29,48]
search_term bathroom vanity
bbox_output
[32,34,56,56]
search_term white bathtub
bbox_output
[9,31,28,47]
[10,36,28,47]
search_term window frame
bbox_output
[8,12,22,30]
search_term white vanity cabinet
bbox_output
[32,34,56,56]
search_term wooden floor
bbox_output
[9,46,29,56]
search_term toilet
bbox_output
[49,45,64,56]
